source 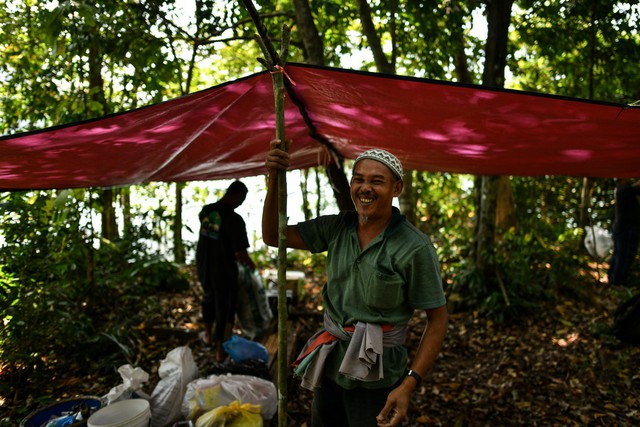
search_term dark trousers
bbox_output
[311,377,395,427]
[201,272,238,342]
[608,229,640,286]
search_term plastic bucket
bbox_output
[87,399,150,427]
[20,396,103,427]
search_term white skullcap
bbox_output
[354,149,404,180]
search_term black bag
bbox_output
[613,293,640,345]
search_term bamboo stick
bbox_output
[239,2,291,425]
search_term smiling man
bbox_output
[263,142,448,427]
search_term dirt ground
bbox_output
[174,275,640,426]
[5,272,640,427]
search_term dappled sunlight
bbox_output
[552,332,581,347]
[449,143,489,158]
[581,260,611,284]
[562,149,593,161]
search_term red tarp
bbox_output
[1,63,639,190]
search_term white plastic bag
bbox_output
[103,364,150,404]
[150,346,199,427]
[584,225,613,260]
[182,374,276,421]
[236,265,273,340]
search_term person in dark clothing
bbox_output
[608,178,640,286]
[196,180,255,361]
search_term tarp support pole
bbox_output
[272,29,291,427]
[240,2,291,426]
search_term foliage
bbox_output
[447,176,616,320]
[511,0,640,102]
[413,172,475,260]
[0,190,185,389]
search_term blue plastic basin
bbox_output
[20,396,103,427]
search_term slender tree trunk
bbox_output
[88,41,118,242]
[474,0,514,286]
[476,176,500,277]
[471,175,482,260]
[491,0,518,236]
[293,0,324,65]
[301,169,312,221]
[579,177,594,229]
[101,188,118,242]
[293,0,353,211]
[171,6,203,264]
[485,0,518,238]
[496,176,518,233]
[578,3,598,233]
[121,187,132,238]
[356,0,417,222]
[482,0,513,88]
[449,0,473,84]
[326,163,354,211]
[356,0,394,74]
[173,182,185,263]
[399,171,416,224]
[315,167,322,217]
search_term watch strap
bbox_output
[406,369,422,385]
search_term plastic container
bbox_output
[263,269,305,302]
[87,398,150,427]
[20,396,103,427]
[223,335,269,363]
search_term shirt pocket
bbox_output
[365,269,405,310]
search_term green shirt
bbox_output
[298,208,446,389]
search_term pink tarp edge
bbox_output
[1,63,639,190]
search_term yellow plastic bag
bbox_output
[195,401,263,427]
[182,374,276,421]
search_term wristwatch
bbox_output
[405,369,422,385]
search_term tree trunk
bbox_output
[293,0,353,212]
[301,169,313,221]
[449,0,473,84]
[496,176,518,233]
[315,168,322,217]
[474,0,514,285]
[470,175,483,260]
[356,0,418,222]
[293,0,324,65]
[88,41,118,242]
[399,171,416,224]
[121,187,132,238]
[475,176,500,279]
[326,162,354,211]
[101,188,118,242]
[173,182,185,263]
[356,0,394,74]
[578,177,593,229]
[482,0,513,88]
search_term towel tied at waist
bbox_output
[292,311,407,390]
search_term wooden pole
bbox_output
[239,2,291,425]
[272,31,290,427]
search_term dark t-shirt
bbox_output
[614,182,640,233]
[195,201,250,287]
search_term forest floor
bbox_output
[4,267,640,427]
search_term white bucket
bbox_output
[87,399,150,427]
